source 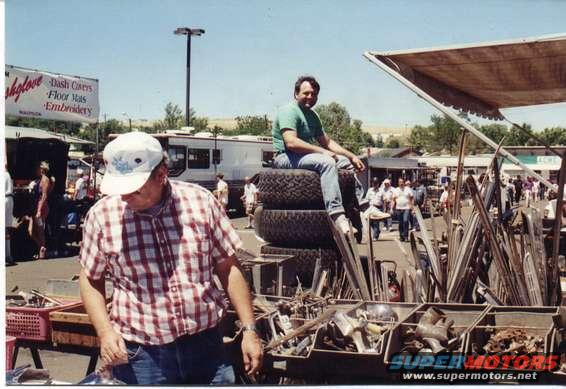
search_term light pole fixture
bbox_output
[174,27,205,127]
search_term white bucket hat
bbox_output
[100,132,163,195]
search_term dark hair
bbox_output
[294,75,320,95]
[149,156,168,179]
[216,172,224,179]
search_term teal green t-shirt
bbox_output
[272,102,325,153]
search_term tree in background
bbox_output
[235,115,272,136]
[540,126,566,146]
[467,123,508,154]
[373,134,384,148]
[81,119,127,149]
[406,125,430,151]
[154,102,184,130]
[6,115,82,137]
[407,113,469,154]
[504,122,534,147]
[192,115,209,132]
[315,102,375,154]
[429,114,462,154]
[153,103,209,132]
[384,136,402,148]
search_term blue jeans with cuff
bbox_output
[370,219,381,240]
[273,151,367,215]
[396,209,411,241]
[112,327,235,385]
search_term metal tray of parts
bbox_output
[309,301,421,378]
[384,303,490,365]
[465,306,559,360]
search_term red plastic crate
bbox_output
[6,299,82,341]
[6,336,16,370]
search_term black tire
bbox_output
[257,169,355,209]
[260,244,342,285]
[255,207,334,246]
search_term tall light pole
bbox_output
[174,27,205,127]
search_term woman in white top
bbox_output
[215,172,229,210]
[5,166,14,264]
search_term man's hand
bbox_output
[99,328,128,367]
[350,156,365,172]
[241,330,263,375]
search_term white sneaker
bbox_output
[368,209,391,220]
[334,214,352,235]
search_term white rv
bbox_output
[113,130,274,215]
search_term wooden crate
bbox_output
[49,304,99,348]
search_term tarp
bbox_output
[366,156,419,169]
[5,125,94,145]
[5,65,99,123]
[365,34,566,120]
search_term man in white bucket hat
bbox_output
[79,132,262,384]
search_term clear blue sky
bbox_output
[6,0,566,130]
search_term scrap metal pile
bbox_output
[236,159,565,382]
[406,135,564,306]
[481,329,544,355]
[7,288,65,309]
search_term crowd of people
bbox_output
[364,177,428,241]
[4,161,98,262]
[504,175,547,208]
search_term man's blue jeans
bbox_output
[273,151,367,215]
[112,327,235,385]
[370,219,380,240]
[396,209,411,240]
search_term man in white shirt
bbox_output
[365,178,383,240]
[216,172,229,210]
[74,169,88,201]
[439,185,450,213]
[404,180,418,231]
[532,179,540,203]
[393,178,413,242]
[241,176,258,229]
[381,179,394,231]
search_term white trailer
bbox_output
[117,130,274,215]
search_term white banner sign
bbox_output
[5,65,99,123]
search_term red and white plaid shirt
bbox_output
[79,181,242,345]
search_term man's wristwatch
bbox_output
[242,323,259,334]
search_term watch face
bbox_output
[243,324,258,333]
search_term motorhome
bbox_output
[112,129,275,215]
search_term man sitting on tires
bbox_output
[272,75,367,234]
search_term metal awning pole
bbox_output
[363,52,557,190]
[94,122,99,201]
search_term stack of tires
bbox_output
[254,169,361,286]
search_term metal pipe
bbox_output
[551,153,566,304]
[185,33,192,127]
[362,52,557,189]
